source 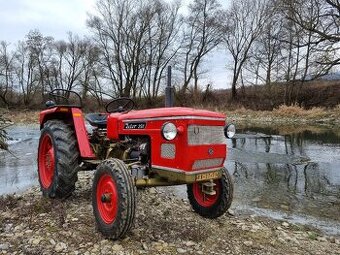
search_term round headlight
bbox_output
[161,122,177,140]
[224,124,236,138]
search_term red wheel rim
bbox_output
[192,181,220,207]
[38,134,55,189]
[96,174,118,224]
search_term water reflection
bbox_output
[227,126,340,228]
[0,126,39,194]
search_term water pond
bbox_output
[1,124,339,234]
[227,125,340,235]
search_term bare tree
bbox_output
[53,33,88,93]
[25,30,54,101]
[14,40,40,106]
[288,0,340,43]
[223,0,269,100]
[180,0,224,98]
[78,41,101,100]
[88,0,181,99]
[244,5,285,88]
[139,0,182,104]
[286,0,340,69]
[0,41,15,107]
[88,0,148,97]
[274,0,337,104]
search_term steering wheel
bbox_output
[50,93,68,102]
[48,89,82,108]
[105,97,135,113]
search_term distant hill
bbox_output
[317,72,340,81]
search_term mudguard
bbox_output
[39,107,95,159]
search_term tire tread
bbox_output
[92,159,136,240]
[39,120,79,198]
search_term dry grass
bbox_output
[2,110,40,124]
[273,105,326,118]
[224,104,340,125]
[0,108,39,124]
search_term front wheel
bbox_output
[187,168,234,218]
[92,159,136,240]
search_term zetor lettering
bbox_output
[124,122,146,129]
[37,89,236,240]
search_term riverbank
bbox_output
[1,104,340,126]
[225,104,340,127]
[0,172,339,255]
[0,105,340,126]
[0,109,39,125]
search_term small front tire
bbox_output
[187,168,234,218]
[92,159,136,240]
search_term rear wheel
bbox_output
[92,159,136,240]
[37,120,79,198]
[187,168,233,218]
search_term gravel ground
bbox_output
[1,172,340,255]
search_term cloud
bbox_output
[0,0,96,42]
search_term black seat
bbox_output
[85,113,108,128]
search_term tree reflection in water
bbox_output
[227,126,340,222]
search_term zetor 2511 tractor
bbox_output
[37,89,236,240]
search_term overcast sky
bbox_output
[0,0,95,42]
[0,0,230,89]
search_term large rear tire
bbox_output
[187,168,233,218]
[37,120,79,198]
[92,159,136,240]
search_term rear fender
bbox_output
[39,107,95,159]
[39,107,72,128]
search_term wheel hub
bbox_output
[192,180,221,207]
[101,193,112,203]
[96,174,118,224]
[201,181,217,196]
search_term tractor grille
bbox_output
[188,125,225,145]
[192,158,224,170]
[161,143,176,159]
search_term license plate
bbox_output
[195,171,220,181]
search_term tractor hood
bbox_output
[117,107,225,121]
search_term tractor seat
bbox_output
[85,113,108,128]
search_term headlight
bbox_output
[224,124,236,138]
[161,122,177,140]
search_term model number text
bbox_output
[124,122,146,129]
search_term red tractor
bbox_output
[37,89,235,240]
